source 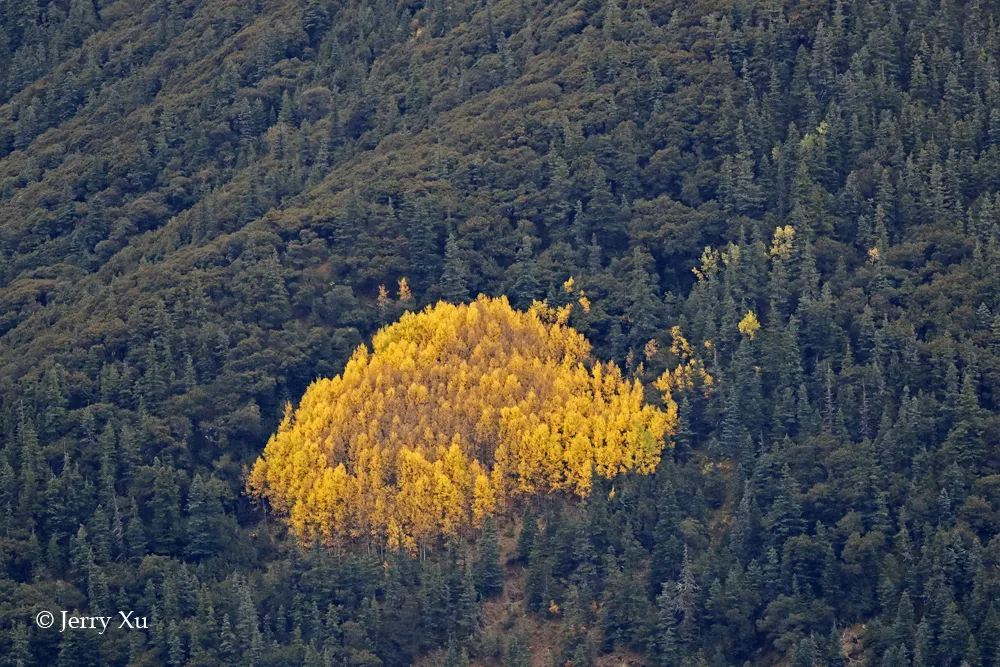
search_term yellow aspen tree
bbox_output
[248,295,677,550]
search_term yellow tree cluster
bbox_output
[653,326,715,399]
[248,295,676,552]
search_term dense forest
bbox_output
[247,295,677,552]
[2,0,1000,664]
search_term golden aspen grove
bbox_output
[248,295,677,551]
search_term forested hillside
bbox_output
[3,0,1000,665]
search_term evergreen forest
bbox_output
[2,0,1000,665]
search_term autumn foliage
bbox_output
[248,295,676,551]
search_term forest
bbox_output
[2,0,1000,665]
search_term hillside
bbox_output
[3,0,1000,665]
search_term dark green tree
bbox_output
[474,516,504,599]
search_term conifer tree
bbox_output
[406,196,437,286]
[440,232,470,303]
[510,236,542,308]
[525,533,553,613]
[149,458,181,554]
[504,620,532,667]
[186,474,231,559]
[474,516,504,598]
[17,415,42,524]
[654,587,680,667]
[453,561,479,639]
[765,464,805,547]
[0,453,13,536]
[627,246,662,349]
[516,505,536,562]
[9,622,30,667]
[89,505,111,565]
[650,471,683,595]
[124,497,146,562]
[69,525,94,592]
[98,423,116,506]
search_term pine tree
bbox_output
[406,195,437,286]
[235,579,263,667]
[303,0,332,44]
[627,246,662,349]
[980,604,1000,666]
[510,236,541,308]
[186,474,231,559]
[167,620,184,667]
[516,505,536,562]
[765,464,805,546]
[677,546,698,644]
[89,505,112,565]
[453,561,479,639]
[893,591,915,650]
[588,233,603,274]
[56,618,100,667]
[149,458,181,554]
[504,620,532,667]
[14,103,37,149]
[98,423,116,506]
[650,471,683,595]
[440,232,470,302]
[124,498,146,561]
[118,422,140,488]
[69,525,94,592]
[654,587,680,667]
[525,532,552,613]
[9,622,30,667]
[278,90,296,126]
[0,453,14,536]
[17,414,42,524]
[219,614,237,664]
[474,516,504,598]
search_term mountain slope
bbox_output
[3,0,1000,666]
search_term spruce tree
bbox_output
[149,458,181,554]
[510,236,541,309]
[98,423,116,506]
[406,196,437,286]
[440,232,470,302]
[627,246,662,349]
[474,516,504,598]
[516,505,536,563]
[124,497,146,562]
[185,473,230,559]
[504,620,532,667]
[766,464,805,547]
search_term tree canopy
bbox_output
[249,295,675,550]
[5,0,1000,664]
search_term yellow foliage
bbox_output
[738,311,760,339]
[691,246,721,282]
[397,277,412,303]
[654,327,714,400]
[721,243,741,266]
[770,225,795,260]
[248,295,675,550]
[528,299,573,326]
